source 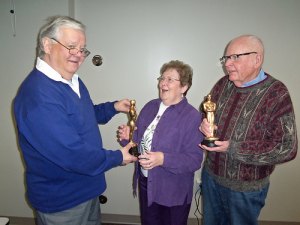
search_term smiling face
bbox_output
[158,68,188,106]
[43,27,87,80]
[224,36,264,87]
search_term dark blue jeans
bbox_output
[201,169,269,225]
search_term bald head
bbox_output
[227,35,264,64]
[224,35,265,87]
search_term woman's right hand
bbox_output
[117,124,130,141]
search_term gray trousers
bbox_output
[36,197,101,225]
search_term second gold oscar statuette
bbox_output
[201,94,219,147]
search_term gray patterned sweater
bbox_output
[204,74,297,191]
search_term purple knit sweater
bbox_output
[205,74,297,191]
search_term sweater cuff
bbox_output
[110,101,119,114]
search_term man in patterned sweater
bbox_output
[199,35,297,225]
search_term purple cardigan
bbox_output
[125,98,203,207]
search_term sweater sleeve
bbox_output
[94,101,118,124]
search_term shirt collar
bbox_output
[242,69,267,87]
[158,97,188,114]
[36,57,81,97]
[36,57,79,86]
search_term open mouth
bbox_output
[161,88,168,93]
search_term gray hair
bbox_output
[160,60,193,96]
[37,16,86,58]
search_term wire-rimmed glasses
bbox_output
[157,76,180,84]
[51,38,90,57]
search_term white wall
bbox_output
[0,0,70,217]
[0,0,299,222]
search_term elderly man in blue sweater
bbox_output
[13,16,136,225]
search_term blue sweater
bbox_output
[14,69,123,213]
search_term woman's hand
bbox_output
[138,151,164,170]
[117,124,130,141]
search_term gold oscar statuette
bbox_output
[201,94,219,147]
[128,100,139,157]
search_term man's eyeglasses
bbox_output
[51,38,91,57]
[157,76,180,84]
[219,52,257,64]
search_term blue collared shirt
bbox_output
[242,69,267,87]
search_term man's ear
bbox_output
[254,53,263,69]
[43,37,52,54]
